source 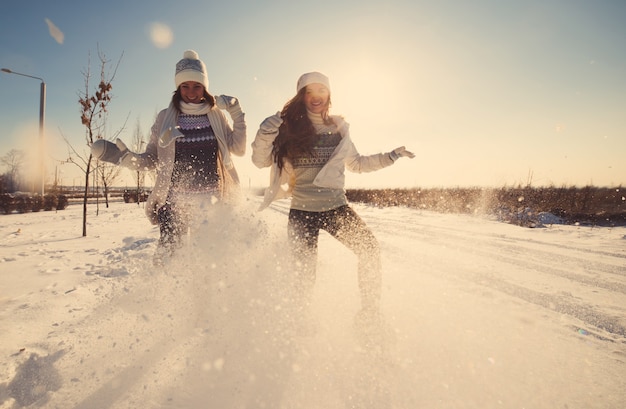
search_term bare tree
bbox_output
[62,47,125,236]
[0,174,7,194]
[0,149,26,192]
[97,158,123,208]
[129,118,148,206]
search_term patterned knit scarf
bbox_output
[158,101,211,147]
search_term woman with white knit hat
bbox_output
[92,50,247,264]
[252,71,414,333]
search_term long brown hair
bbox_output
[272,88,333,170]
[171,87,215,113]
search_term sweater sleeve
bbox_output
[251,121,278,169]
[336,117,394,173]
[220,107,246,157]
[118,111,162,171]
[345,150,394,173]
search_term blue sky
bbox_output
[1,0,625,189]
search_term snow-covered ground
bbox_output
[1,194,625,409]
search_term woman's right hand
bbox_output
[259,111,283,134]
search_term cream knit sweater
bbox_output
[251,113,394,211]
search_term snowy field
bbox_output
[0,194,625,409]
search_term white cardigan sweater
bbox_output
[251,115,394,211]
[124,103,246,224]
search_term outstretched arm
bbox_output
[90,138,156,170]
[345,142,416,174]
[389,146,415,161]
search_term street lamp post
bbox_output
[1,68,46,196]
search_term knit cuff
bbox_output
[227,105,244,122]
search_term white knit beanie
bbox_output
[175,50,209,90]
[296,71,330,93]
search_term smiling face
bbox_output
[179,81,205,103]
[303,83,330,114]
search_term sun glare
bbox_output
[148,22,174,49]
[331,58,410,147]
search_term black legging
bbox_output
[288,205,381,311]
[157,202,185,247]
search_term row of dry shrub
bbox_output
[346,186,625,226]
[0,193,69,214]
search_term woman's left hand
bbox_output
[390,146,415,161]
